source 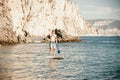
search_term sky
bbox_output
[73,0,120,19]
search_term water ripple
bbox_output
[0,37,120,80]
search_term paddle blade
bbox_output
[57,50,61,54]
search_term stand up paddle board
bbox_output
[46,56,64,59]
[52,56,64,59]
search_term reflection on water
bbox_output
[0,43,63,80]
[0,37,120,80]
[49,59,56,68]
[0,53,58,80]
[49,59,57,80]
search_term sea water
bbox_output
[0,36,120,80]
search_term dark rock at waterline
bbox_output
[42,29,82,42]
[17,35,33,43]
[0,27,19,45]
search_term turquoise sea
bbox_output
[0,36,120,80]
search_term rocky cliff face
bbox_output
[0,0,99,45]
[3,0,98,36]
[0,0,18,45]
[6,0,80,36]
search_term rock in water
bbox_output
[42,29,82,42]
[0,27,18,45]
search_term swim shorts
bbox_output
[49,41,56,49]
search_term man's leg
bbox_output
[53,43,56,56]
[50,48,52,56]
[53,48,56,56]
[50,42,53,56]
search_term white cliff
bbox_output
[7,0,99,36]
[1,0,99,40]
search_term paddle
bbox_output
[56,43,61,54]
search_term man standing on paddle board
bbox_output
[49,30,57,56]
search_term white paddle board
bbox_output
[52,56,64,59]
